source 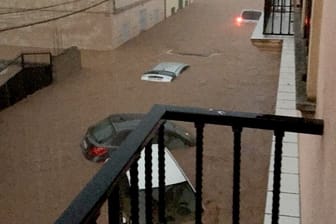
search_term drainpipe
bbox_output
[112,0,116,12]
[164,0,166,19]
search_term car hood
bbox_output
[127,144,191,189]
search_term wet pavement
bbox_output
[0,0,281,223]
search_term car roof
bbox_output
[127,144,190,189]
[112,119,139,132]
[88,113,195,147]
[91,113,178,135]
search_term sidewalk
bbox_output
[264,38,301,224]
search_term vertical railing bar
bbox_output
[108,185,120,224]
[271,130,285,224]
[195,122,205,224]
[270,0,275,34]
[86,208,102,224]
[145,142,153,224]
[288,0,293,34]
[4,83,10,107]
[21,53,24,68]
[130,159,140,224]
[232,126,243,224]
[49,52,53,67]
[158,123,166,224]
[271,0,276,34]
[263,0,268,34]
[280,0,284,34]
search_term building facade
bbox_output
[296,0,336,223]
[0,0,193,51]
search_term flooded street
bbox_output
[0,0,280,223]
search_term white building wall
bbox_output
[299,0,336,224]
[0,1,115,50]
[0,0,191,50]
[166,0,193,17]
[166,0,179,17]
[111,1,164,49]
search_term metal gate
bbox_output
[263,0,295,35]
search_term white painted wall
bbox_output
[300,0,336,223]
[111,0,164,48]
[0,0,191,50]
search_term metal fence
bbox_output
[0,52,53,110]
[263,0,295,35]
[55,104,323,224]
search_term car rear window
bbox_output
[91,119,116,143]
[158,70,176,77]
[147,75,164,80]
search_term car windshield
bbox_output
[144,70,176,77]
[91,118,116,143]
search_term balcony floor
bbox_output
[251,17,301,223]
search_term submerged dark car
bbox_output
[81,114,196,163]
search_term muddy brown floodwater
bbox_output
[0,0,280,223]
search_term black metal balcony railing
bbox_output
[263,0,295,35]
[0,52,53,110]
[55,104,323,224]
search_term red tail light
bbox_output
[89,146,108,157]
[236,16,243,23]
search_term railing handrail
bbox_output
[55,104,323,224]
[0,52,53,74]
[21,52,53,67]
[0,55,22,73]
[161,105,323,134]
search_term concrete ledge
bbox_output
[250,13,283,51]
[252,39,282,51]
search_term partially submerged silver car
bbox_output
[141,62,189,82]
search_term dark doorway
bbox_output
[179,0,183,9]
